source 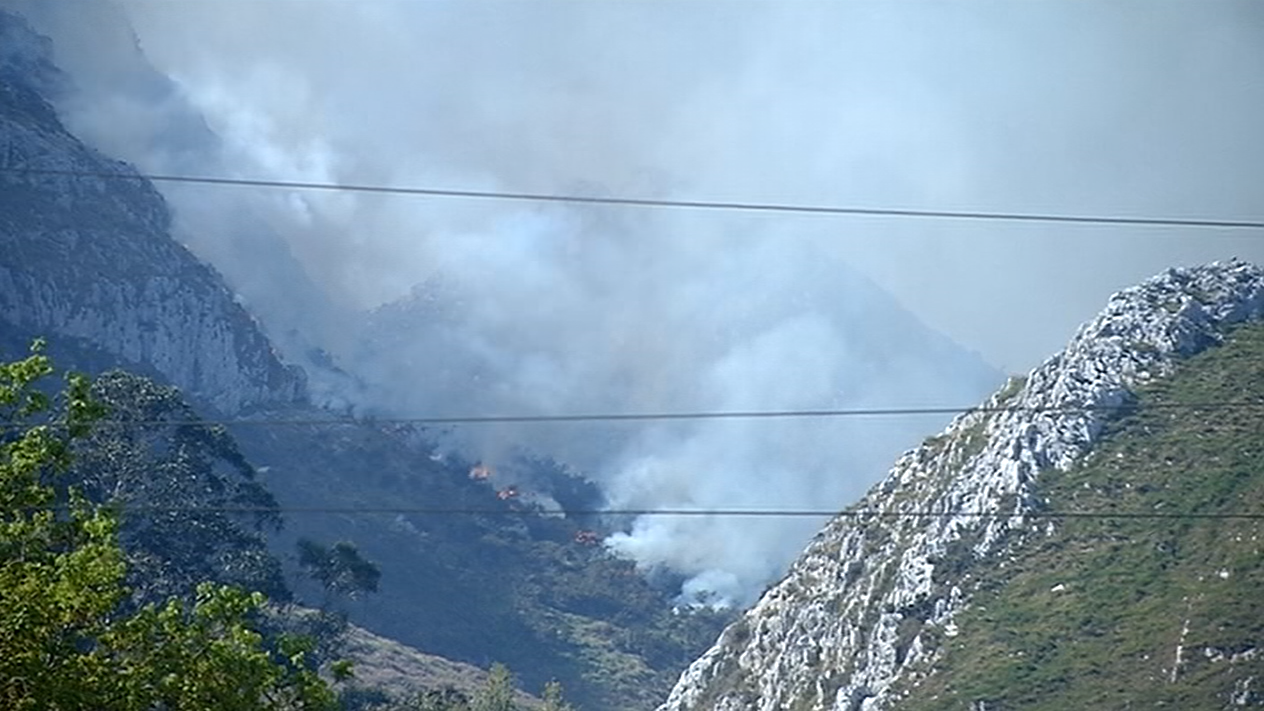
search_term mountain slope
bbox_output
[0,10,304,414]
[229,414,733,711]
[0,9,1014,709]
[900,319,1264,708]
[0,12,727,707]
[659,260,1264,710]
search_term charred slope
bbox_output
[659,260,1264,710]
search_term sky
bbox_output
[40,0,1264,371]
[9,0,1264,602]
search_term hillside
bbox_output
[0,11,304,413]
[899,320,1263,708]
[229,413,733,710]
[340,624,543,708]
[0,10,728,707]
[659,260,1264,710]
[0,8,1012,709]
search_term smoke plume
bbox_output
[12,0,1263,601]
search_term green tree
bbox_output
[540,680,574,711]
[72,370,288,605]
[472,663,516,711]
[0,343,340,709]
[411,686,472,711]
[468,664,577,711]
[297,537,382,606]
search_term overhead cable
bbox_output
[25,505,1264,521]
[3,399,1261,430]
[6,166,1264,229]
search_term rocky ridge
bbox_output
[658,259,1264,711]
[0,10,304,413]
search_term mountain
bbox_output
[349,230,1003,615]
[0,11,304,414]
[1,7,1111,709]
[0,11,727,707]
[658,260,1264,710]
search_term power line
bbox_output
[29,505,1264,521]
[4,399,1260,430]
[6,166,1264,230]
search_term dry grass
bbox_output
[342,624,544,708]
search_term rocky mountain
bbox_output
[0,11,729,707]
[18,5,1245,709]
[659,259,1264,710]
[0,10,304,414]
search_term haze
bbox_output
[10,0,1263,601]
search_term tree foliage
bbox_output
[370,665,575,711]
[72,370,288,604]
[0,343,338,709]
[298,537,382,604]
[471,663,515,711]
[540,680,574,711]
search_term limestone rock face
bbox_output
[658,260,1264,711]
[0,11,303,413]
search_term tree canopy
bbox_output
[298,538,382,605]
[73,370,289,604]
[0,343,341,709]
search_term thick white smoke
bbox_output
[349,210,997,602]
[12,0,1264,601]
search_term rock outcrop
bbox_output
[0,10,304,413]
[659,260,1264,711]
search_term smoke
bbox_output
[350,211,996,601]
[12,0,1264,602]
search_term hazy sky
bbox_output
[10,0,1264,601]
[60,0,1264,372]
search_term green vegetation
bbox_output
[338,661,575,710]
[298,538,382,607]
[995,374,1027,404]
[902,323,1264,709]
[0,335,725,710]
[0,343,341,709]
[233,414,733,710]
[0,339,704,708]
[71,370,289,605]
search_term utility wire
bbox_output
[3,399,1261,430]
[27,505,1264,521]
[6,166,1264,230]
